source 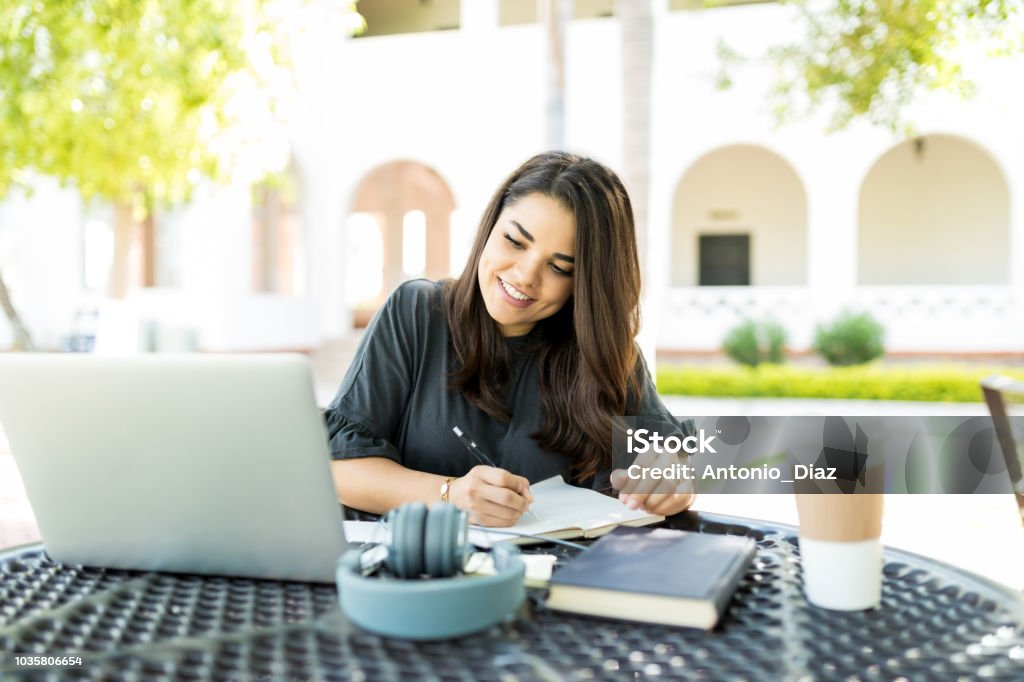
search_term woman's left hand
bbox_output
[609,446,696,516]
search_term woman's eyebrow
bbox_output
[510,219,575,263]
[510,220,534,243]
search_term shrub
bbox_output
[722,319,788,367]
[655,364,1024,403]
[814,310,885,366]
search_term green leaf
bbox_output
[0,0,363,208]
[716,0,1022,133]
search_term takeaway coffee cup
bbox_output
[795,493,884,610]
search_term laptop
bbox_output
[0,353,352,582]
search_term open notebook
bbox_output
[468,476,663,547]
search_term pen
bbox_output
[452,426,538,520]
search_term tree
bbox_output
[716,0,1022,133]
[0,0,362,349]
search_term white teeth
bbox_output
[500,279,531,301]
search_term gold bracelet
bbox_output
[440,476,457,504]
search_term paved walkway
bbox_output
[3,395,1021,589]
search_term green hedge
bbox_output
[655,363,1024,403]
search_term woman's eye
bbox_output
[503,233,524,249]
[550,263,573,277]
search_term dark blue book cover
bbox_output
[546,526,756,629]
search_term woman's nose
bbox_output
[512,257,543,288]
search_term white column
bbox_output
[292,2,357,339]
[644,0,684,362]
[806,177,858,292]
[803,162,860,349]
[461,0,499,32]
[1009,163,1024,350]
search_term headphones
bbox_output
[336,502,526,640]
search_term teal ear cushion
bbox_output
[425,504,454,577]
[389,503,467,579]
[336,546,526,640]
[402,503,427,578]
[386,503,428,578]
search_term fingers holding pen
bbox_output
[472,465,529,498]
[448,465,532,527]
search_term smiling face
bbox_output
[476,192,576,337]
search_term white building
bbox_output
[1,0,1021,355]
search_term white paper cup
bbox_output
[795,492,884,611]
[798,536,882,610]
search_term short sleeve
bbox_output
[323,411,401,462]
[322,282,428,462]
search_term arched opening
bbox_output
[858,134,1010,285]
[347,160,456,325]
[672,144,807,287]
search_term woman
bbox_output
[326,151,693,527]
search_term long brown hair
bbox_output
[443,151,642,483]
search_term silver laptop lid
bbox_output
[0,353,348,582]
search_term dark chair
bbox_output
[981,376,1024,525]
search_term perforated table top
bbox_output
[1,511,1023,681]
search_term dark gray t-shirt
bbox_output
[324,279,684,492]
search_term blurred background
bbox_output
[2,0,1022,368]
[1,0,1023,584]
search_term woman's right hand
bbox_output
[448,465,533,527]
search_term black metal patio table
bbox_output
[1,511,1023,681]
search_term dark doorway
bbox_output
[699,234,750,286]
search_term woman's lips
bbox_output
[497,278,534,309]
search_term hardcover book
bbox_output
[545,526,756,630]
